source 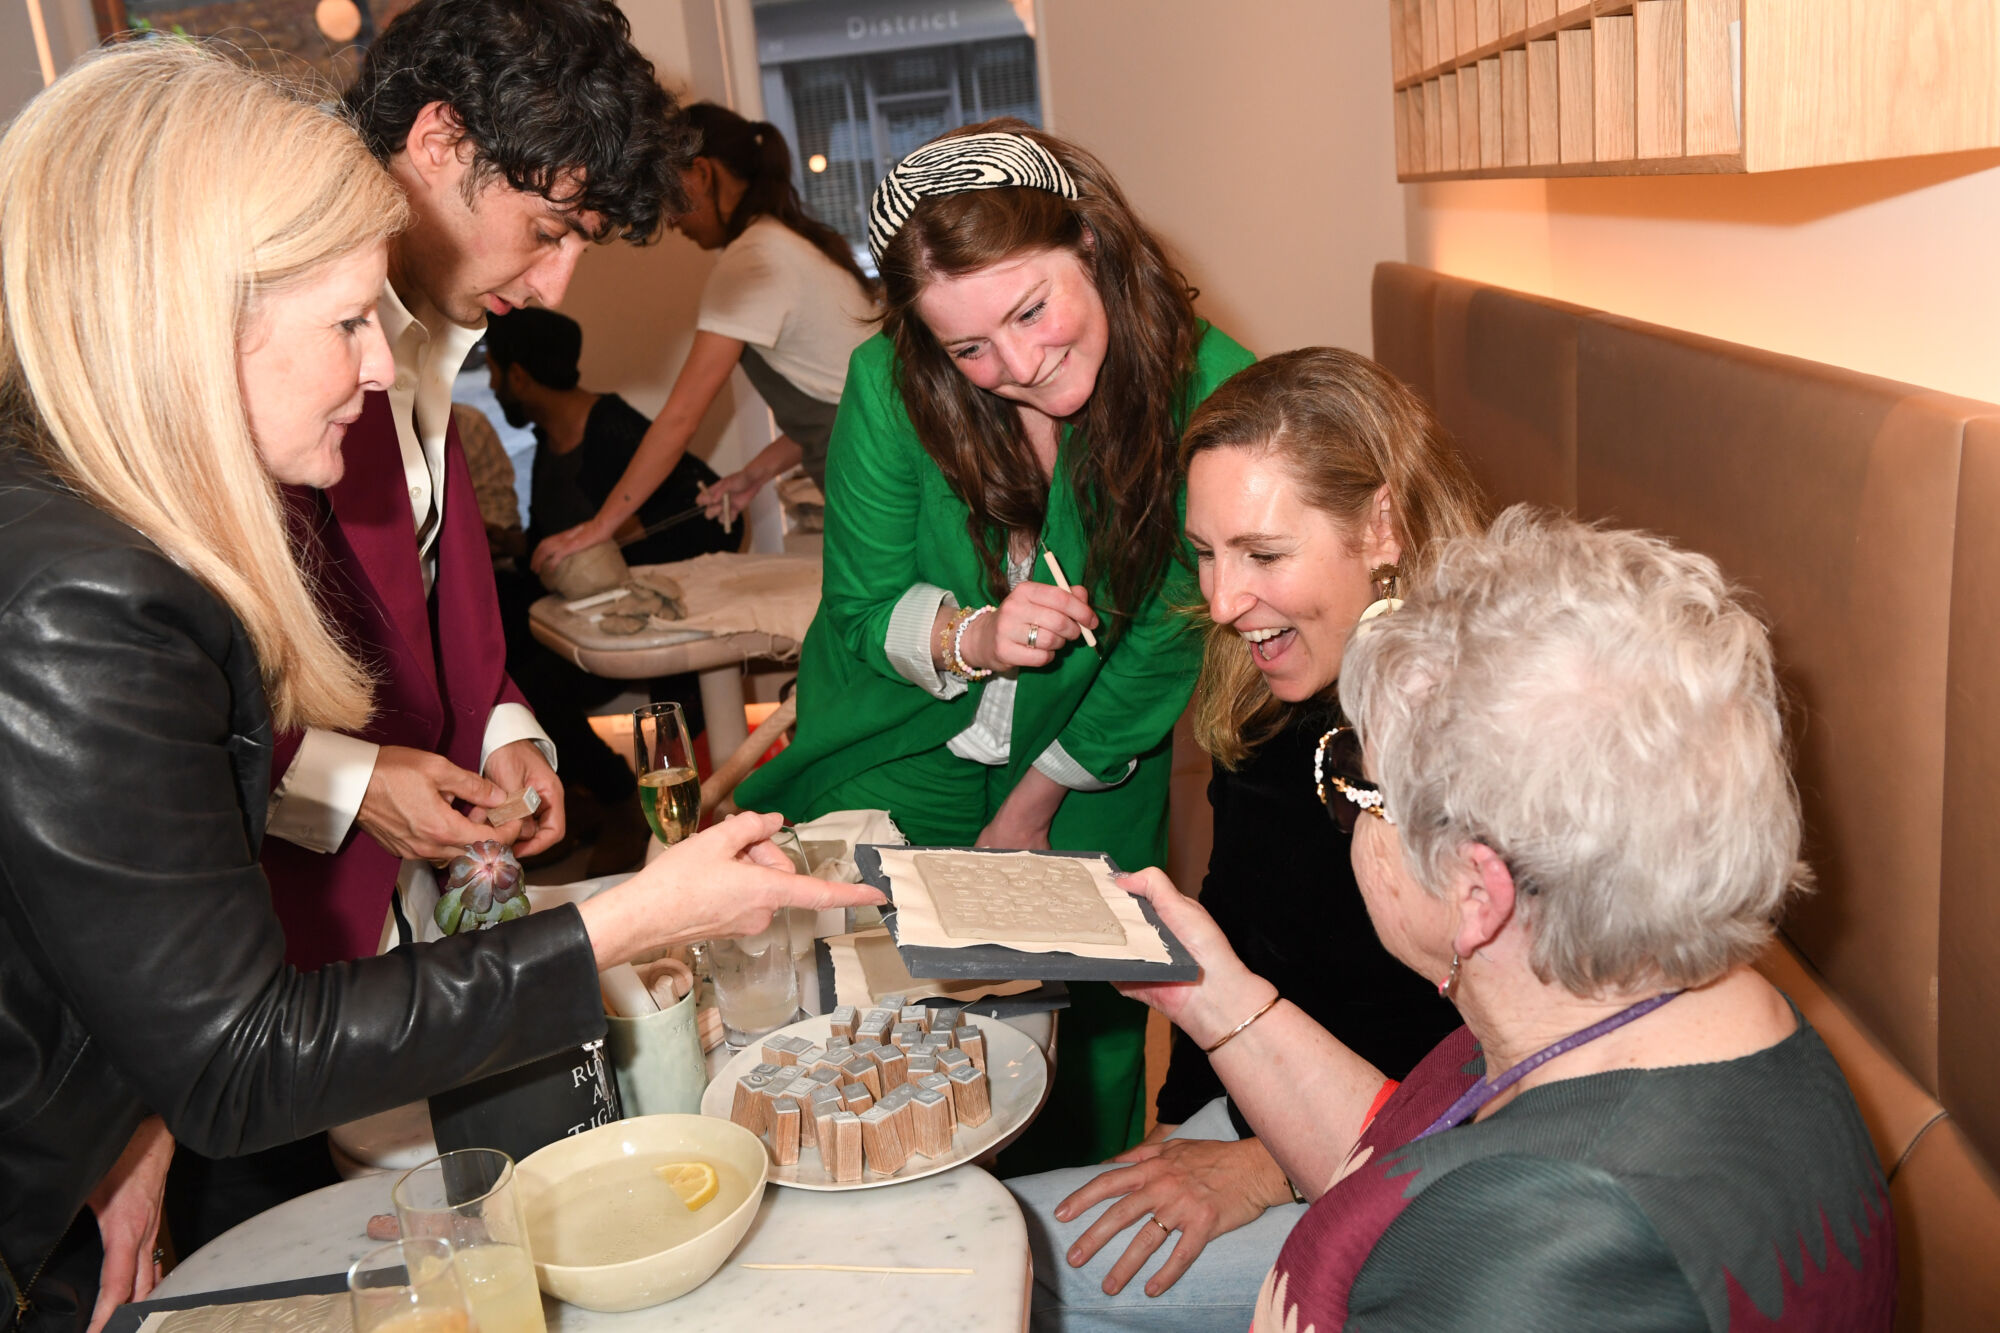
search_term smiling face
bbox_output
[1185,446,1399,702]
[913,246,1110,423]
[238,243,394,488]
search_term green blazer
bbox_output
[737,325,1255,870]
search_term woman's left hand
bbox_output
[1053,1136,1293,1297]
[529,516,612,577]
[86,1116,174,1333]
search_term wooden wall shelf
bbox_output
[1391,1,2000,181]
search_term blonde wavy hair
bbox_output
[1182,348,1486,767]
[0,40,408,732]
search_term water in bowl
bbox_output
[528,1154,753,1267]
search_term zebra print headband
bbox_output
[866,131,1079,266]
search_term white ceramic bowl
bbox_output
[514,1114,768,1312]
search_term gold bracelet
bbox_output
[1201,993,1281,1054]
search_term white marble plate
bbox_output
[699,1013,1046,1190]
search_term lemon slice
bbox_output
[654,1160,719,1211]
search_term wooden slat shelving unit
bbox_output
[1391,1,2000,181]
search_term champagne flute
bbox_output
[633,701,699,847]
[348,1238,475,1333]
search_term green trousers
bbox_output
[836,747,1151,1172]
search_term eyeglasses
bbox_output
[1314,725,1392,834]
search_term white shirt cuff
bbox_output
[1033,739,1136,793]
[887,584,967,700]
[482,703,556,773]
[266,728,381,852]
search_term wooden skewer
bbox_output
[738,1264,974,1275]
[1041,549,1098,649]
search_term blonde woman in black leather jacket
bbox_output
[0,45,877,1332]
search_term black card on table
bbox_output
[855,844,1200,983]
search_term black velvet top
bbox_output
[1156,698,1462,1130]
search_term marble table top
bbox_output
[153,1165,1030,1331]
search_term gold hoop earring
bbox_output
[1360,563,1403,622]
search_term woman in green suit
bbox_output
[735,122,1253,1170]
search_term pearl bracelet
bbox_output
[945,604,996,679]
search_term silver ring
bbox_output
[153,1246,165,1267]
[1026,623,1040,649]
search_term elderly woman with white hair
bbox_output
[1112,508,1895,1330]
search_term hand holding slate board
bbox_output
[856,845,1199,982]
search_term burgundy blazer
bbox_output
[264,391,531,970]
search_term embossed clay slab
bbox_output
[913,851,1128,946]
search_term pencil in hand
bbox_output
[1041,549,1099,649]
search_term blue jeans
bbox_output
[1005,1097,1308,1332]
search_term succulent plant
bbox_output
[435,840,528,935]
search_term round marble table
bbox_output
[154,1164,1031,1331]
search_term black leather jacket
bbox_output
[0,441,605,1326]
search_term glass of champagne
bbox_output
[392,1149,547,1333]
[633,701,699,847]
[348,1237,475,1333]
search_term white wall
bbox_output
[1036,0,1404,359]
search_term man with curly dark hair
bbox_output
[171,0,700,1253]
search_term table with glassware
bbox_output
[150,1163,1033,1331]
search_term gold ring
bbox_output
[1150,1217,1172,1237]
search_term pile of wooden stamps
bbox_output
[727,997,994,1181]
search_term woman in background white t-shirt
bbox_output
[531,104,877,574]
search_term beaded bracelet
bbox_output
[944,604,997,679]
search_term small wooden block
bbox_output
[763,1036,797,1066]
[877,994,909,1011]
[906,1052,938,1077]
[829,1111,863,1183]
[956,1028,986,1075]
[484,786,542,826]
[936,1048,972,1077]
[871,1044,909,1091]
[840,1081,874,1115]
[916,1070,955,1123]
[805,1065,844,1093]
[891,1023,924,1051]
[859,1102,912,1175]
[930,1005,965,1035]
[824,1035,851,1054]
[851,1059,883,1101]
[731,1077,767,1134]
[828,1006,858,1042]
[948,1065,990,1128]
[899,1005,930,1033]
[772,1101,801,1166]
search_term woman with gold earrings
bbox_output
[1005,348,1486,1331]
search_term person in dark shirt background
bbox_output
[485,307,734,872]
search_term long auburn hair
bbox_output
[1181,349,1487,767]
[685,103,876,295]
[876,119,1200,638]
[0,41,399,732]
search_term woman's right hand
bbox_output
[1113,867,1271,1044]
[697,468,765,521]
[962,578,1099,672]
[530,516,614,577]
[578,811,883,969]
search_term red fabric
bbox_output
[264,391,529,970]
[1359,1077,1401,1136]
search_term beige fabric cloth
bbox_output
[824,927,1041,1009]
[653,551,822,642]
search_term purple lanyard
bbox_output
[1411,990,1683,1142]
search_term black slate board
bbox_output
[106,1271,350,1333]
[855,845,1200,982]
[813,936,1072,1017]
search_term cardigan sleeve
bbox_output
[816,343,956,688]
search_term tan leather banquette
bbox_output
[1372,262,2000,1330]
